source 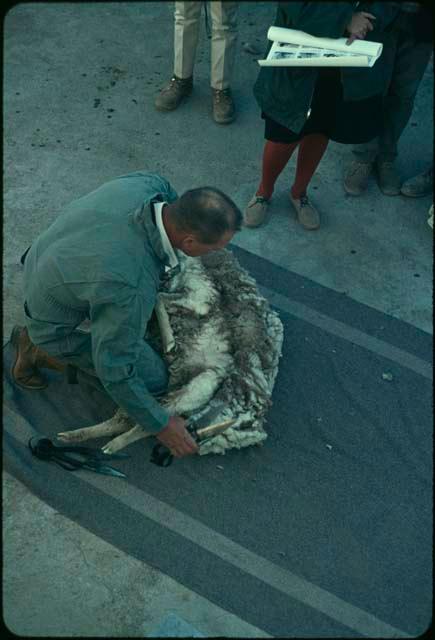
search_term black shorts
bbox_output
[263,68,383,145]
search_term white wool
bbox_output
[163,256,218,316]
[182,317,231,369]
[199,428,268,455]
[159,251,284,456]
[163,369,224,415]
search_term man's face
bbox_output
[181,230,235,257]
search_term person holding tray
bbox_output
[244,2,399,231]
[344,3,433,197]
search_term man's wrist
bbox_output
[156,416,172,435]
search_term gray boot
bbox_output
[401,168,433,197]
[376,160,401,196]
[155,75,193,112]
[344,160,374,196]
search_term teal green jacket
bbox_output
[24,172,178,432]
[253,1,401,132]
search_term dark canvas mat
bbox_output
[3,246,433,637]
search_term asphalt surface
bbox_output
[3,2,433,637]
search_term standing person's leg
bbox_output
[289,133,329,230]
[155,2,202,112]
[244,139,299,228]
[376,35,432,195]
[174,1,203,81]
[258,141,299,199]
[343,28,399,196]
[291,134,330,199]
[209,1,238,123]
[343,138,379,195]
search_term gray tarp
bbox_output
[3,246,432,637]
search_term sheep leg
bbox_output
[101,424,151,455]
[155,296,175,354]
[57,415,130,444]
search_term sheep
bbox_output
[57,249,284,456]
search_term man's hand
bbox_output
[156,415,199,458]
[345,12,376,45]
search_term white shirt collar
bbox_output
[153,201,179,271]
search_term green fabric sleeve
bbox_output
[90,285,170,433]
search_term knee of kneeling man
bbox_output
[147,359,169,396]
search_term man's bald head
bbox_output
[170,187,242,244]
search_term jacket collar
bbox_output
[129,194,170,267]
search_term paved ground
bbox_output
[3,2,433,637]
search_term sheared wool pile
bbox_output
[153,249,284,455]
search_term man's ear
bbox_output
[180,234,196,253]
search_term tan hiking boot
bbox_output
[154,75,193,112]
[343,160,373,195]
[376,160,401,196]
[11,325,65,390]
[244,195,269,228]
[290,193,320,230]
[401,168,433,197]
[212,88,235,124]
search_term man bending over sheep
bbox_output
[12,171,242,460]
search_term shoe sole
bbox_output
[243,215,269,228]
[298,220,320,230]
[343,185,367,196]
[400,190,429,198]
[213,115,236,125]
[155,89,193,112]
[155,102,182,112]
[378,187,401,196]
[10,326,48,390]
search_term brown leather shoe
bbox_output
[212,88,235,124]
[11,326,65,390]
[154,75,193,111]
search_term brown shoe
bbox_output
[212,88,235,124]
[289,193,320,230]
[344,160,373,195]
[376,160,401,196]
[244,194,270,228]
[154,75,193,112]
[11,325,65,390]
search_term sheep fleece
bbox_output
[150,248,284,455]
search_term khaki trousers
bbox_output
[174,1,238,90]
